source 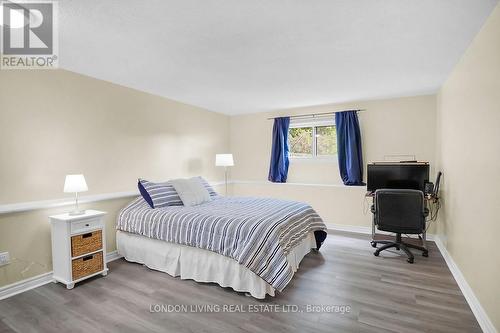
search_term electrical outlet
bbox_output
[0,252,10,266]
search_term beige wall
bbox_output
[436,3,500,330]
[230,95,437,228]
[2,9,499,330]
[0,69,229,287]
[0,198,129,287]
[0,70,229,204]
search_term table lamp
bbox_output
[215,154,234,195]
[64,174,88,215]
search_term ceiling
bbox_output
[59,0,499,115]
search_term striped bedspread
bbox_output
[117,196,327,291]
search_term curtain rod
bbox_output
[266,109,366,120]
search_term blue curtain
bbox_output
[335,111,365,186]
[268,117,290,182]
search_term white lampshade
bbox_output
[64,174,88,193]
[215,154,234,167]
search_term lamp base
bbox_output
[68,210,86,216]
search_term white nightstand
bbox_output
[49,210,108,289]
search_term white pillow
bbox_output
[170,177,211,207]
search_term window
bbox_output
[289,117,337,158]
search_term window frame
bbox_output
[288,118,337,161]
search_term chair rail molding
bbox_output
[232,179,366,189]
[0,181,225,214]
[0,191,139,215]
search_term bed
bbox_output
[116,195,327,298]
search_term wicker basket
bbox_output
[71,230,102,257]
[72,252,103,280]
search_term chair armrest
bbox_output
[371,205,376,214]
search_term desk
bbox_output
[365,192,438,251]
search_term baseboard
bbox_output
[327,224,435,241]
[329,225,495,332]
[0,250,123,301]
[434,236,497,333]
[0,272,53,301]
[106,250,123,263]
[2,240,495,333]
[328,224,372,235]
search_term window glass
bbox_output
[316,125,337,156]
[289,127,313,157]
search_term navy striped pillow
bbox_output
[196,176,218,197]
[138,179,183,208]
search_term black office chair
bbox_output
[371,189,428,263]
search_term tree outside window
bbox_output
[289,125,337,158]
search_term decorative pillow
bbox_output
[196,176,218,197]
[137,179,183,208]
[170,177,211,207]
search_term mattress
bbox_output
[116,230,317,298]
[117,196,327,291]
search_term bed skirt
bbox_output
[116,230,316,299]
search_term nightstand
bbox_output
[49,210,108,289]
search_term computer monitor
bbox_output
[367,163,429,192]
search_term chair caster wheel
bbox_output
[422,251,429,257]
[370,241,377,248]
[407,258,414,264]
[373,251,379,257]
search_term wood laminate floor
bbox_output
[0,231,481,333]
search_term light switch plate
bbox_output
[0,252,10,266]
